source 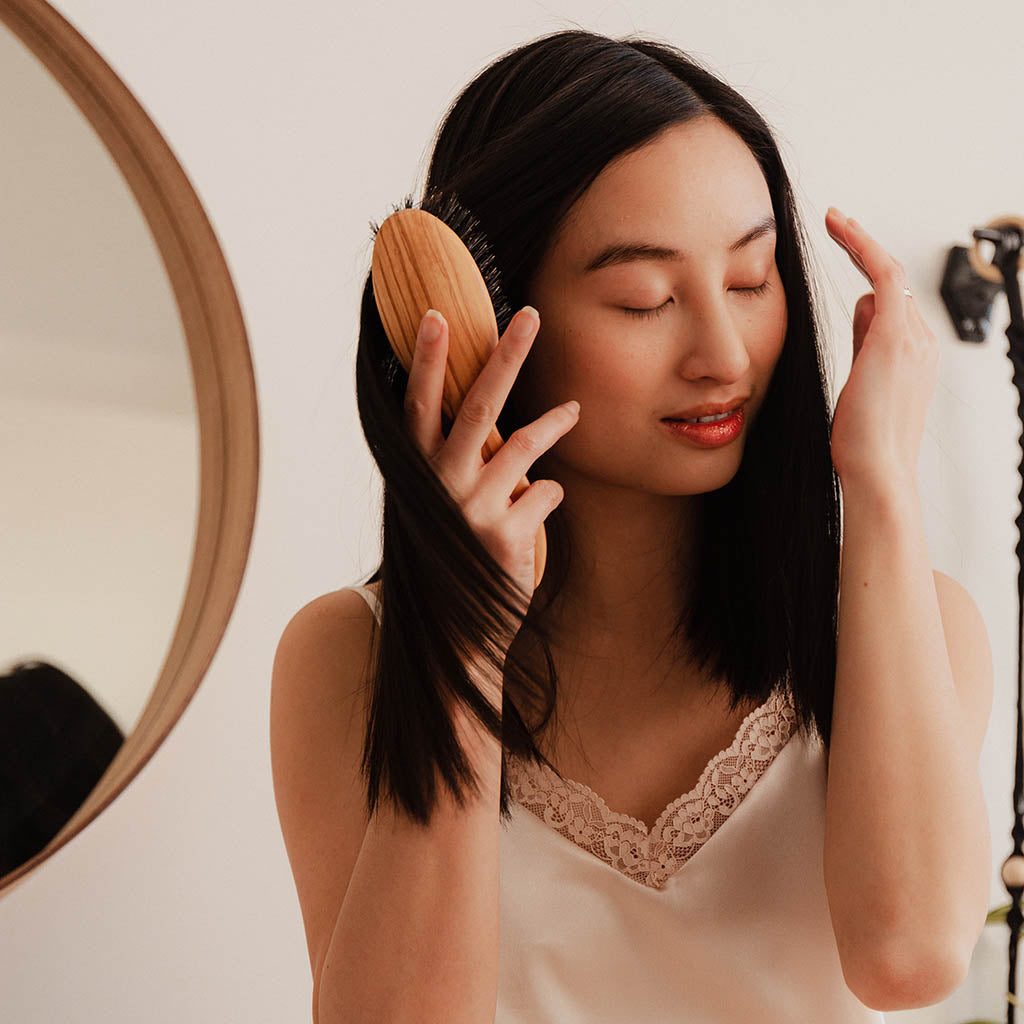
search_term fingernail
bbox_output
[512,307,538,339]
[421,309,443,342]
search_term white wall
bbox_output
[1,1,1021,1021]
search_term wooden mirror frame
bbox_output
[0,0,259,896]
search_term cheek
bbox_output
[757,293,788,369]
[508,322,576,423]
[520,318,633,410]
[561,337,649,415]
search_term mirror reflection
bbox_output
[0,19,197,877]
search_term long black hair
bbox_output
[354,29,841,826]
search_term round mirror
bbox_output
[0,0,258,895]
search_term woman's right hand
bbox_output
[403,304,580,605]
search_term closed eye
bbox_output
[623,281,772,320]
[622,299,672,321]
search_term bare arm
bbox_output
[824,480,993,1011]
[316,690,502,1023]
[270,594,503,1024]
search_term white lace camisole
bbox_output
[346,584,886,1023]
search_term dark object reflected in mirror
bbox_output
[0,661,125,876]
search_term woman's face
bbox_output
[515,114,788,496]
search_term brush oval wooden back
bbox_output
[371,207,546,589]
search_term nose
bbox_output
[674,294,752,384]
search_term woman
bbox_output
[270,28,993,1023]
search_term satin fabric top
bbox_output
[347,584,885,1023]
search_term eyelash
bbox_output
[623,281,772,319]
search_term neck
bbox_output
[535,476,700,651]
[516,471,717,735]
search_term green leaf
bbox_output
[987,903,1010,926]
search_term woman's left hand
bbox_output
[824,206,939,492]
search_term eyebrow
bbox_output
[581,214,777,273]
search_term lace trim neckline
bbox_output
[507,689,797,890]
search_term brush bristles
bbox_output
[368,189,514,337]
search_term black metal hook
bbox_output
[941,222,1024,342]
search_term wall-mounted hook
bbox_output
[941,214,1024,343]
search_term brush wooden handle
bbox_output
[371,207,547,591]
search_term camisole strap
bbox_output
[348,584,381,624]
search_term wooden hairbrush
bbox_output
[370,193,547,590]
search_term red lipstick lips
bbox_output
[661,403,745,447]
[663,397,748,420]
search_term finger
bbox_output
[826,208,873,286]
[851,292,875,357]
[477,399,579,515]
[445,306,540,466]
[882,254,931,336]
[903,286,930,336]
[842,217,909,323]
[504,476,565,535]
[833,235,873,288]
[403,309,448,457]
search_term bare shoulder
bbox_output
[272,585,379,715]
[269,585,380,991]
[299,579,379,620]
